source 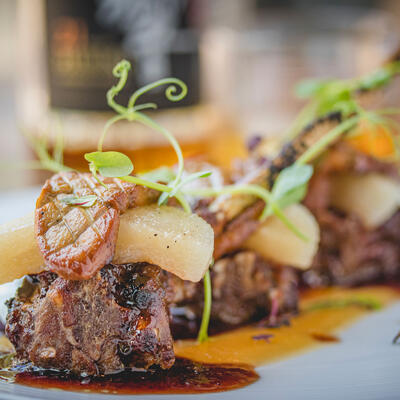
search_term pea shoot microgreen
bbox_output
[60,195,97,208]
[303,296,382,312]
[197,264,213,343]
[138,166,176,183]
[287,60,400,160]
[22,131,72,173]
[266,164,313,214]
[89,59,307,235]
[84,59,315,343]
[97,60,188,204]
[85,151,134,184]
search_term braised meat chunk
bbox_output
[6,263,174,375]
[167,251,298,338]
[303,143,400,287]
[6,252,299,373]
[35,172,159,280]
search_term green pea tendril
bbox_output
[287,60,400,160]
[84,60,316,342]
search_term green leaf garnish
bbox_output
[21,130,72,173]
[303,296,382,312]
[138,166,176,183]
[94,59,189,209]
[358,68,392,91]
[276,184,308,210]
[295,79,331,99]
[197,267,213,343]
[84,151,133,178]
[358,61,400,91]
[60,195,97,207]
[161,170,212,203]
[271,164,313,207]
[259,164,313,240]
[288,60,400,139]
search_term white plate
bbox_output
[0,188,399,400]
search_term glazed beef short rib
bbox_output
[6,263,174,375]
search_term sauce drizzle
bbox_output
[13,358,259,395]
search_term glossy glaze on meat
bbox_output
[6,263,174,375]
[35,172,159,280]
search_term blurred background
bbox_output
[0,0,400,197]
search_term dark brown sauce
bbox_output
[310,332,341,343]
[13,358,259,395]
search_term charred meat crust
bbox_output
[35,172,159,280]
[267,112,342,187]
[6,263,174,375]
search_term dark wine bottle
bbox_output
[17,0,242,174]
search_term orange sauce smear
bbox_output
[175,286,400,366]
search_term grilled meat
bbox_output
[303,144,400,286]
[6,252,298,373]
[6,263,174,375]
[35,172,159,280]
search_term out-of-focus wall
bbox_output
[0,0,16,80]
[0,0,400,189]
[203,0,400,136]
[0,0,31,189]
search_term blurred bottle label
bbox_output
[45,0,200,110]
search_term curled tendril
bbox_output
[98,60,188,191]
[128,78,188,109]
[133,102,158,112]
[105,59,188,115]
[106,59,131,115]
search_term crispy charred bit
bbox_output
[6,263,174,375]
[35,172,159,280]
[194,113,344,260]
[266,112,342,187]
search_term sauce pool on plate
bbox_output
[12,358,258,395]
[2,285,399,395]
